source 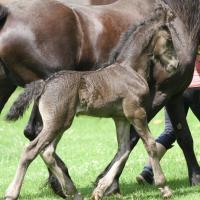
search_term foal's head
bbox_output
[150,28,179,74]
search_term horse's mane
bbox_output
[98,4,166,69]
[162,0,200,41]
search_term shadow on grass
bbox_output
[21,177,199,199]
[79,178,199,199]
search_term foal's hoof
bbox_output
[48,174,66,198]
[91,191,103,200]
[159,186,172,198]
[104,181,121,196]
[109,192,122,199]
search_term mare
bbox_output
[0,0,200,196]
[5,9,174,200]
[0,0,156,136]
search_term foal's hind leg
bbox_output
[4,124,63,200]
[24,104,69,198]
[92,119,131,200]
[123,100,172,198]
[40,136,83,199]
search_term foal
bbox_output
[5,9,175,200]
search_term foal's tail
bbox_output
[0,4,9,29]
[6,80,45,121]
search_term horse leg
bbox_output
[122,98,172,198]
[40,136,83,199]
[23,103,64,197]
[0,77,16,113]
[4,123,62,200]
[166,96,200,185]
[92,118,131,200]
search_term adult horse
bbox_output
[0,0,200,197]
[0,0,153,114]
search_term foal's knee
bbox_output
[123,97,146,121]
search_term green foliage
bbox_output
[0,89,199,199]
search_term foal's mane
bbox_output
[106,22,146,66]
[98,5,166,69]
[162,0,200,41]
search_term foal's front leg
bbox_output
[124,102,172,198]
[4,127,59,200]
[92,119,131,200]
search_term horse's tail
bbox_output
[6,80,45,121]
[0,4,9,29]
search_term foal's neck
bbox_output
[116,11,167,75]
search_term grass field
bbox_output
[0,89,200,200]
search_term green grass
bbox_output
[0,89,200,199]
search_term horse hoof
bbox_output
[191,174,200,186]
[159,186,172,198]
[74,193,84,200]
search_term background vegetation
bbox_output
[0,89,199,199]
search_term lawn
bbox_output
[0,89,200,199]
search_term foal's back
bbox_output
[38,63,148,126]
[78,64,148,117]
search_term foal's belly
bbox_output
[76,100,124,118]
